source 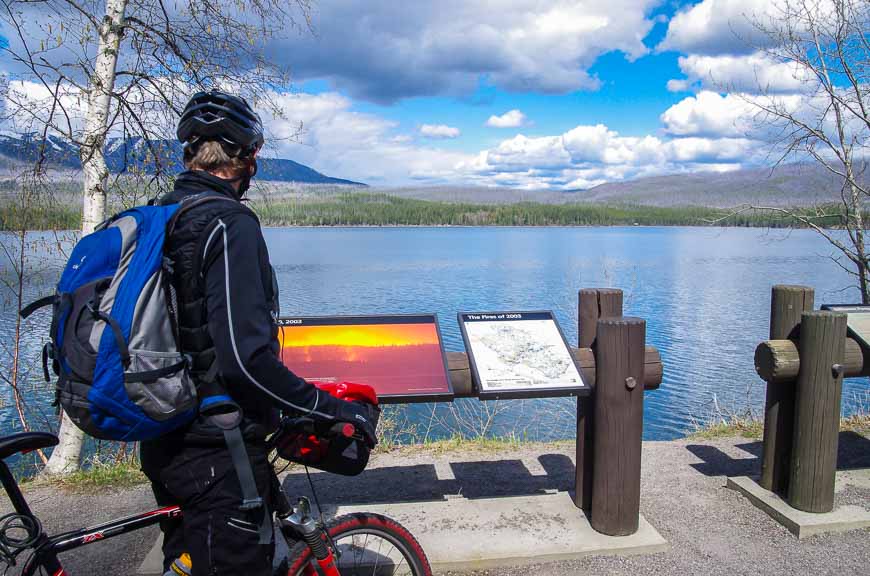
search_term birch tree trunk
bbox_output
[44,0,128,476]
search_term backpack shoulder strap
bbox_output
[165,193,239,240]
[20,294,57,319]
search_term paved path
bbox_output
[3,432,868,575]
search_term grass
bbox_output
[687,418,765,440]
[841,412,870,434]
[23,456,147,492]
[386,433,573,456]
[687,413,870,440]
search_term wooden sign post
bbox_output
[754,286,865,514]
[788,311,847,512]
[576,288,658,536]
[576,289,623,512]
[760,285,814,495]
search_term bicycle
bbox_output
[0,418,432,576]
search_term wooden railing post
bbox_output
[760,285,813,494]
[575,289,622,512]
[788,311,847,513]
[590,316,646,536]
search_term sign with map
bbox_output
[821,304,870,350]
[458,311,588,399]
[277,314,453,403]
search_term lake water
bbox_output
[1,226,867,447]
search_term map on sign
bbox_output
[277,314,453,403]
[458,311,588,399]
[821,304,870,350]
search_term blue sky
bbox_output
[0,0,829,189]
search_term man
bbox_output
[140,91,378,576]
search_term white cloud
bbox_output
[486,109,529,128]
[419,124,461,139]
[660,91,757,137]
[670,52,814,93]
[666,79,692,93]
[1,81,86,135]
[261,92,471,186]
[486,134,572,170]
[269,0,660,103]
[661,86,870,163]
[463,122,762,188]
[665,137,756,162]
[658,0,777,55]
[0,79,182,139]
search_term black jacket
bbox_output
[157,171,343,441]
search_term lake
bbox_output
[1,226,867,446]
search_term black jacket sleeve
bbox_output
[201,211,342,420]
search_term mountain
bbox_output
[572,163,856,208]
[376,163,861,208]
[0,133,365,186]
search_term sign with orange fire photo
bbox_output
[277,314,453,402]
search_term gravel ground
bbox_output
[2,431,868,575]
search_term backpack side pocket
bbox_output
[124,349,196,421]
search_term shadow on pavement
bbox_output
[280,453,576,506]
[685,430,870,477]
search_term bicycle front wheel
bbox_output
[285,513,432,576]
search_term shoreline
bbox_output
[1,223,841,233]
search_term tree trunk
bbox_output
[44,0,127,476]
[847,176,869,305]
[859,259,869,305]
[854,226,868,305]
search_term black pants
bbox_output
[141,438,274,576]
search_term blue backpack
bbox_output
[23,200,224,441]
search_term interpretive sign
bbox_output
[277,314,452,403]
[821,304,870,350]
[458,311,588,399]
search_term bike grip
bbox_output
[329,422,356,438]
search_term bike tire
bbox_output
[284,513,432,576]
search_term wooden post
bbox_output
[590,316,645,536]
[575,289,623,512]
[760,285,813,494]
[788,311,847,513]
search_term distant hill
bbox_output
[0,133,365,186]
[371,163,860,208]
[573,163,856,208]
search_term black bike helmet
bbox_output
[177,90,264,157]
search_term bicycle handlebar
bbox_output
[269,416,360,449]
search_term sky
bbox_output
[0,0,845,189]
[257,0,813,188]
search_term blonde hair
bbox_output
[184,141,248,173]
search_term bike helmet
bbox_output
[177,90,264,157]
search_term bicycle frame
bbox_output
[0,455,183,576]
[23,506,181,576]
